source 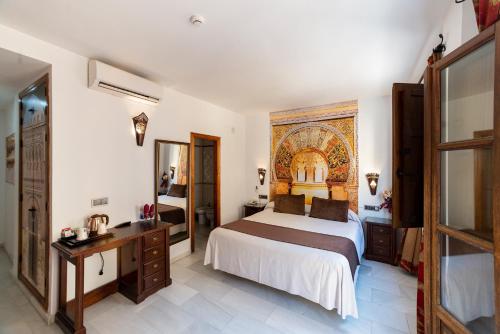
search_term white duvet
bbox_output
[158,194,187,210]
[204,207,365,319]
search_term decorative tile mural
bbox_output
[270,101,358,212]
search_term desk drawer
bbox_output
[144,231,165,249]
[143,244,165,263]
[144,270,165,291]
[144,258,164,277]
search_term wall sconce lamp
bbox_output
[258,168,266,185]
[132,112,148,146]
[366,173,380,196]
[170,166,176,180]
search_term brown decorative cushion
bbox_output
[274,194,305,216]
[167,184,187,198]
[309,197,349,222]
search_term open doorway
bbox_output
[190,133,220,253]
[0,47,51,310]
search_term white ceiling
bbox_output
[0,0,449,113]
[0,47,49,110]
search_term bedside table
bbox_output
[365,217,396,265]
[244,203,266,217]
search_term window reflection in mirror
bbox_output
[155,140,189,245]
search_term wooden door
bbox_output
[425,24,499,333]
[392,83,424,228]
[18,74,50,310]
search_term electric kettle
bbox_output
[87,214,109,237]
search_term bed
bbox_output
[158,194,187,235]
[204,203,365,319]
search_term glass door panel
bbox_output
[440,147,493,241]
[440,40,494,143]
[439,234,495,333]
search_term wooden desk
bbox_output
[52,221,171,334]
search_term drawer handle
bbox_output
[153,237,159,242]
[153,264,159,269]
[378,239,384,243]
[153,250,158,255]
[378,229,385,233]
[153,278,158,282]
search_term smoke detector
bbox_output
[190,15,205,26]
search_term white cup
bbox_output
[76,227,89,241]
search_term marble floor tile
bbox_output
[181,294,234,330]
[219,288,277,321]
[371,288,417,314]
[357,299,410,333]
[266,306,333,334]
[157,280,199,306]
[0,231,418,334]
[223,314,284,334]
[170,264,198,284]
[136,297,195,333]
[184,272,232,301]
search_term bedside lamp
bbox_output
[366,173,379,196]
[258,168,266,185]
[132,112,148,146]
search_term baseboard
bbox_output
[170,249,192,263]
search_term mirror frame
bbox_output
[154,139,190,245]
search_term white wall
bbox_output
[245,112,271,203]
[410,0,479,82]
[244,96,392,221]
[0,97,20,262]
[0,23,246,316]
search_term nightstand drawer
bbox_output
[144,244,165,262]
[372,225,391,235]
[372,233,391,247]
[144,231,164,249]
[372,246,390,257]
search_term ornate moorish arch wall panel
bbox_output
[270,100,358,212]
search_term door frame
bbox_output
[189,132,221,252]
[18,73,51,310]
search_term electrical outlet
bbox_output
[259,195,268,200]
[364,205,380,211]
[91,197,109,207]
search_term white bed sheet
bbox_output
[204,207,365,319]
[441,253,495,324]
[158,195,186,210]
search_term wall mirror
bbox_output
[154,140,190,245]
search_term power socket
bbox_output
[364,205,380,212]
[91,197,109,207]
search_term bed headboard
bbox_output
[274,180,358,213]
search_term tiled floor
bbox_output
[0,226,417,334]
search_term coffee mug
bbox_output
[76,227,89,241]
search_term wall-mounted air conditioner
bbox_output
[88,60,161,106]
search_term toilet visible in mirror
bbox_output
[155,140,190,245]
